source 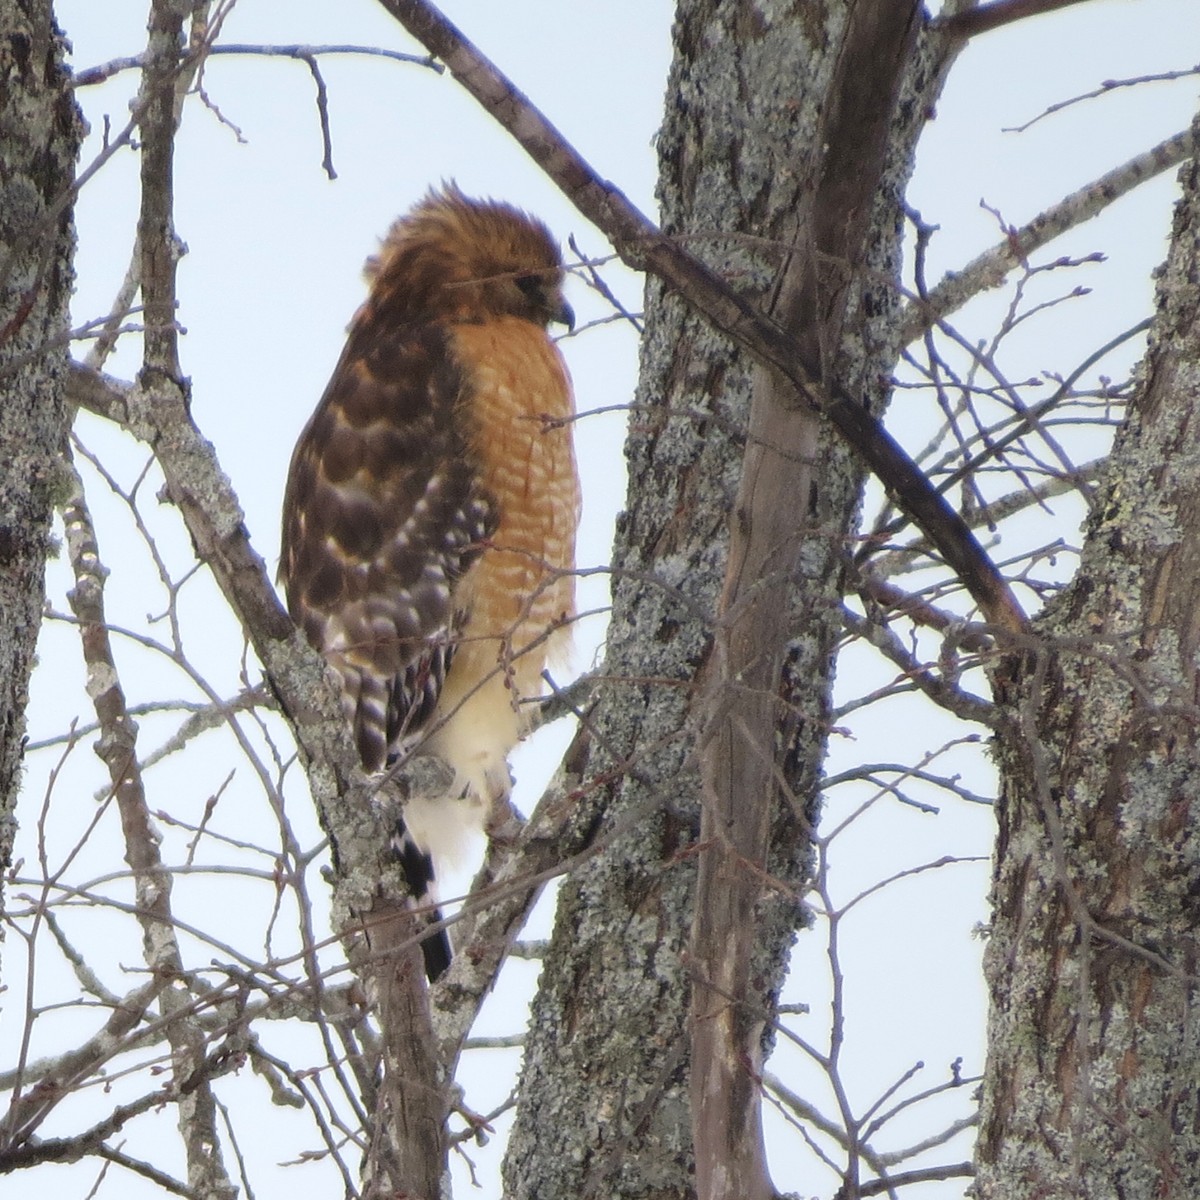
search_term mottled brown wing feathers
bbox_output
[281,321,497,771]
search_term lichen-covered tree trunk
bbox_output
[0,4,81,911]
[978,111,1200,1196]
[503,5,957,1196]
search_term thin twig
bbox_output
[1005,65,1200,134]
[72,43,441,87]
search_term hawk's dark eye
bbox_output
[514,270,573,329]
[515,273,543,301]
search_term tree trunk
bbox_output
[0,2,81,910]
[979,109,1200,1196]
[503,5,958,1196]
[688,7,922,1198]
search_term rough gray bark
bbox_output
[502,5,960,1197]
[978,112,1200,1197]
[688,7,922,1198]
[0,3,81,918]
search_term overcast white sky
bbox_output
[11,1,1200,1196]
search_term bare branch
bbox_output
[1005,65,1200,132]
[0,1089,176,1172]
[898,128,1195,345]
[0,976,168,1104]
[862,318,1152,558]
[567,233,644,333]
[867,458,1104,585]
[845,1162,974,1198]
[299,53,336,179]
[841,607,996,726]
[71,43,441,88]
[822,762,993,808]
[137,1,189,382]
[934,0,1094,39]
[95,1146,196,1198]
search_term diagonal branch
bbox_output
[898,127,1196,345]
[374,0,1025,636]
[934,0,1096,39]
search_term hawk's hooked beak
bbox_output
[551,295,575,332]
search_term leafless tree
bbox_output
[2,1,1199,1198]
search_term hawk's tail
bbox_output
[389,819,452,981]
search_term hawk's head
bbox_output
[366,184,574,330]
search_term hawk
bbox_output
[280,186,579,978]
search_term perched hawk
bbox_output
[281,186,579,978]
